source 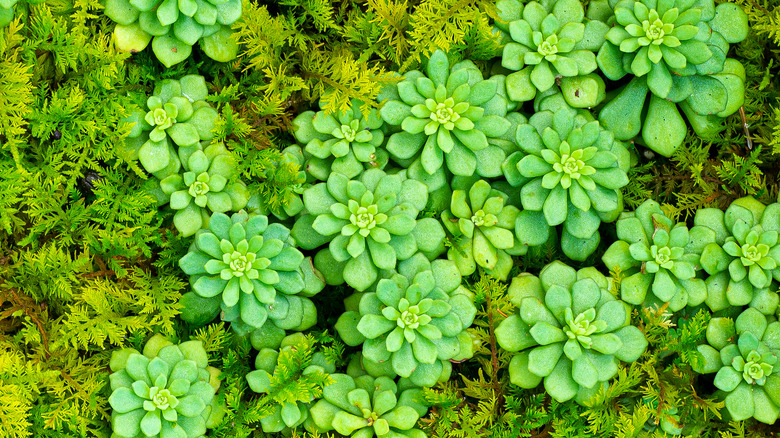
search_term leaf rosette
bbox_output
[442,178,524,281]
[335,256,476,387]
[293,99,388,180]
[380,50,511,183]
[178,211,321,333]
[602,199,706,311]
[497,0,608,102]
[108,335,223,438]
[495,261,648,403]
[309,374,428,438]
[105,0,240,66]
[504,106,630,261]
[687,197,780,311]
[693,308,780,424]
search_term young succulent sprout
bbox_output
[602,199,706,311]
[335,258,476,387]
[309,374,428,438]
[689,197,780,311]
[245,334,335,433]
[292,99,387,180]
[505,106,631,261]
[105,0,241,66]
[380,49,511,183]
[293,169,442,291]
[495,261,648,404]
[496,0,608,102]
[693,308,780,424]
[178,211,322,334]
[442,178,525,281]
[108,335,224,438]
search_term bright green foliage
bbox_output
[442,178,523,281]
[495,261,648,404]
[105,0,240,67]
[0,0,17,28]
[688,197,780,311]
[294,169,443,291]
[293,98,387,180]
[245,333,335,433]
[108,334,224,438]
[178,211,322,334]
[602,199,706,311]
[380,49,511,182]
[693,308,780,424]
[335,255,475,387]
[504,105,630,261]
[245,146,309,221]
[496,0,608,102]
[308,374,428,438]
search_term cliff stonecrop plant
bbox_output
[504,106,630,261]
[495,261,648,403]
[602,199,706,311]
[442,178,523,281]
[108,335,223,438]
[178,211,322,333]
[106,0,241,67]
[380,50,511,182]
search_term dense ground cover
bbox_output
[1,0,780,437]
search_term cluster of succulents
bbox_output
[495,261,648,403]
[105,0,240,67]
[108,334,224,438]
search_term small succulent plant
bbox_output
[442,178,524,281]
[159,143,250,236]
[688,197,780,311]
[246,334,335,433]
[596,0,749,157]
[496,0,608,102]
[292,169,443,291]
[504,106,630,261]
[122,75,219,177]
[178,211,323,333]
[693,308,780,424]
[292,99,387,180]
[105,0,240,67]
[380,50,511,182]
[335,256,476,387]
[308,374,428,438]
[602,199,706,311]
[108,334,224,438]
[495,261,648,403]
[0,0,18,27]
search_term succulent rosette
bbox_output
[178,211,323,334]
[380,50,511,184]
[503,106,630,261]
[693,308,780,424]
[687,197,780,311]
[602,199,706,311]
[308,374,428,438]
[159,143,250,236]
[293,99,388,180]
[496,0,608,102]
[246,334,335,433]
[292,169,445,291]
[108,335,224,438]
[495,261,648,404]
[121,75,219,178]
[335,255,476,387]
[442,178,524,281]
[105,0,240,67]
[0,0,17,27]
[596,0,749,156]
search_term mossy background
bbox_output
[1,0,780,437]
